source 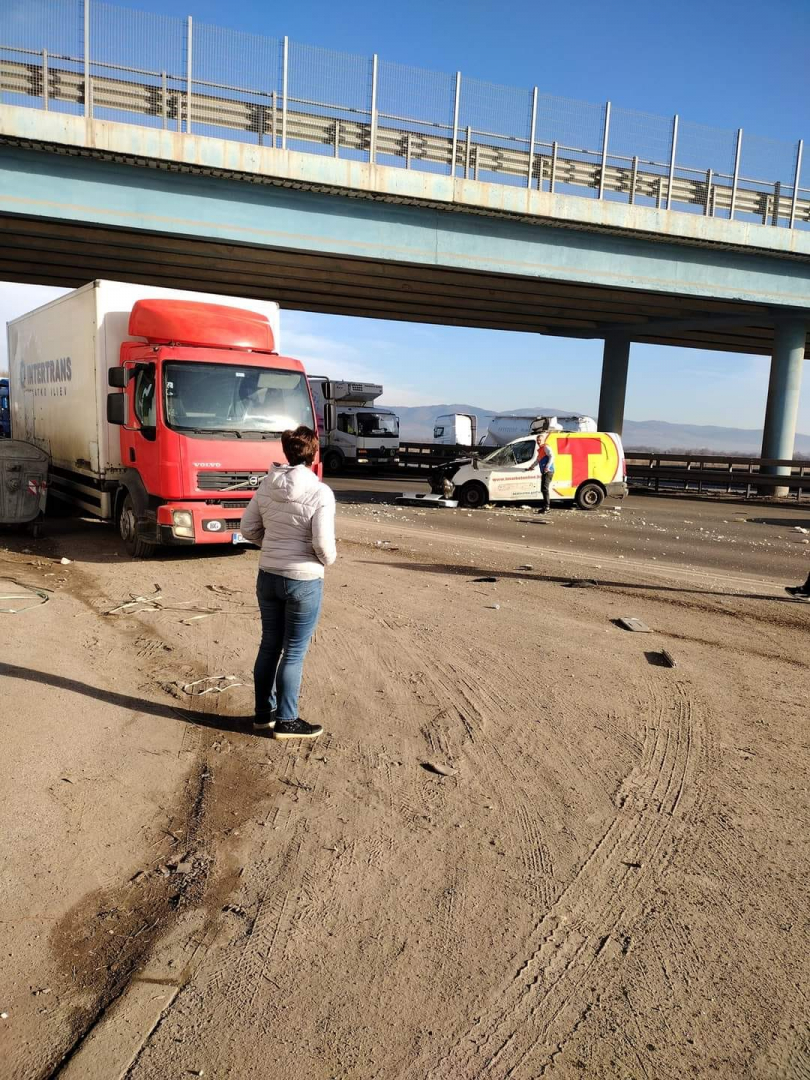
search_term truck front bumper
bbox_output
[155,502,254,545]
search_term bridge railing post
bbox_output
[281,36,289,150]
[729,128,743,220]
[528,86,537,190]
[450,71,461,178]
[789,140,803,229]
[666,114,678,210]
[369,54,378,164]
[42,50,49,111]
[83,0,90,119]
[186,15,193,134]
[598,101,611,199]
[704,168,713,215]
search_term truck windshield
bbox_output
[357,413,399,438]
[163,362,313,436]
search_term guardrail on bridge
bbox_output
[0,0,807,230]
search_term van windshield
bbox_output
[483,440,536,466]
[163,362,313,436]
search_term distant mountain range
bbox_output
[389,404,810,456]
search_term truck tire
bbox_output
[323,450,344,475]
[575,481,605,510]
[457,481,488,509]
[119,493,155,558]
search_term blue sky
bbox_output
[2,0,808,430]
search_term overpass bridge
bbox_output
[0,0,808,476]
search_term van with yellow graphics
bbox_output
[430,431,627,510]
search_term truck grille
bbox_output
[197,471,266,492]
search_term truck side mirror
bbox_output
[107,392,127,426]
[324,402,335,432]
[108,366,130,388]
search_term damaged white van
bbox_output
[430,430,628,510]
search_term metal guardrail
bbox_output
[0,0,807,230]
[386,443,810,500]
[624,452,810,499]
[3,55,807,227]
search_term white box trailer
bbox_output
[7,280,280,516]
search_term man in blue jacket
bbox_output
[534,433,555,514]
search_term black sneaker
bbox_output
[252,715,276,731]
[271,718,323,740]
[785,585,810,600]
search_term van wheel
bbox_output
[323,450,344,475]
[457,482,488,509]
[575,481,605,510]
[119,493,155,558]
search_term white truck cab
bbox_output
[308,377,400,474]
[433,413,478,446]
[431,430,627,510]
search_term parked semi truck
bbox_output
[308,377,399,473]
[0,378,9,438]
[7,280,316,556]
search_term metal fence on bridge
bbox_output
[1,0,808,230]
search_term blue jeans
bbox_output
[254,572,323,722]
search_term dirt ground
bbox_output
[0,491,808,1080]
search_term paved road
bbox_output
[329,477,810,587]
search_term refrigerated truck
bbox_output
[7,280,317,556]
[307,376,399,473]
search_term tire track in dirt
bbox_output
[357,588,562,907]
[410,676,706,1080]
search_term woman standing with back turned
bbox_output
[240,426,336,740]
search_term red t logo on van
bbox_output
[555,437,604,486]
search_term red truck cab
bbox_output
[107,298,318,556]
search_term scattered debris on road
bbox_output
[421,762,457,777]
[181,675,242,697]
[616,617,652,633]
[0,579,50,613]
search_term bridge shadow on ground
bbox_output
[0,661,264,737]
[364,560,800,604]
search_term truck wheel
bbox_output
[323,450,344,475]
[457,481,488,509]
[575,481,605,510]
[119,493,155,558]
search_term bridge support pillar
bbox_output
[761,319,806,496]
[597,335,630,434]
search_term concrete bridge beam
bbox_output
[761,319,806,493]
[597,335,631,435]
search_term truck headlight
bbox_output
[172,510,194,538]
[442,477,455,498]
